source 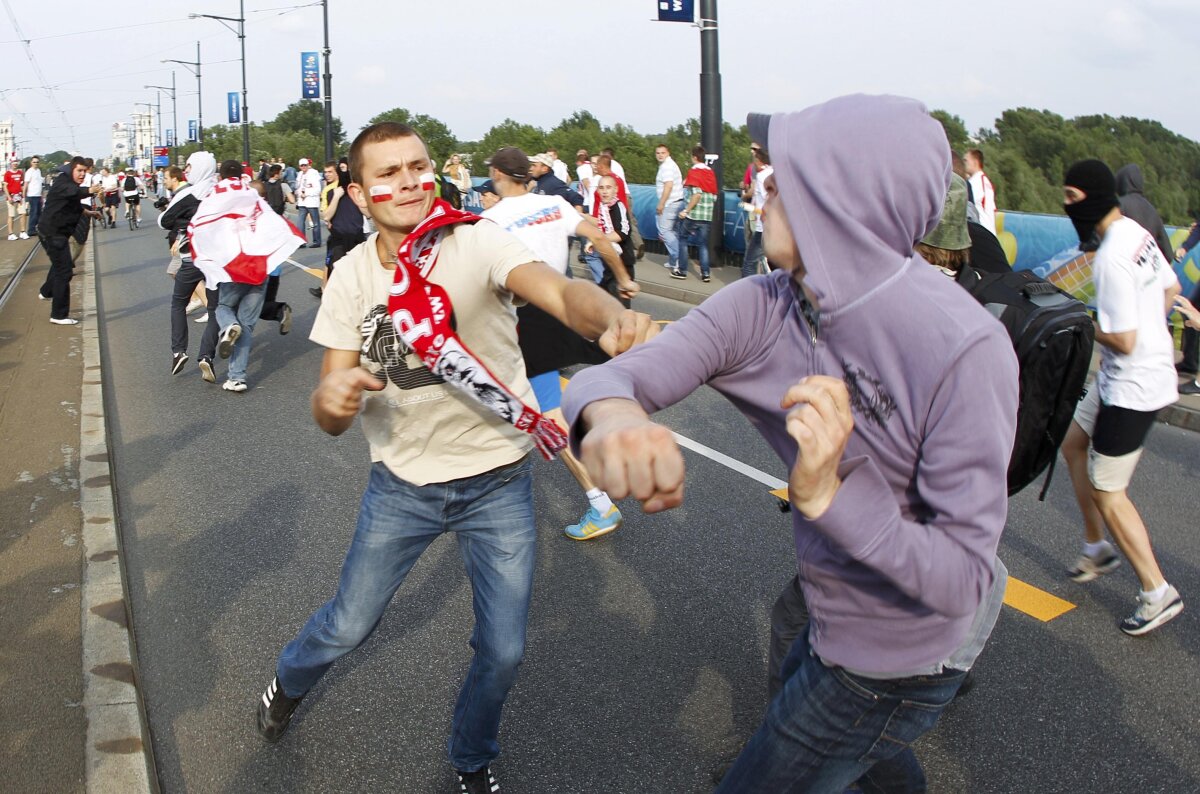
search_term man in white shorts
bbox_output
[1059,158,1183,636]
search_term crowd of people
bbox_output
[19,91,1196,792]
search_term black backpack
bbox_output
[124,175,137,192]
[265,180,285,214]
[955,265,1095,498]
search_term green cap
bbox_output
[920,173,970,251]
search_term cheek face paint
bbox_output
[369,184,393,203]
[420,172,436,192]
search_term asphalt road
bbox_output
[96,213,1200,793]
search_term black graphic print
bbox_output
[842,360,896,428]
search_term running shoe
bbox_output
[279,304,293,335]
[309,287,323,300]
[185,298,204,314]
[1120,586,1183,636]
[256,675,303,743]
[222,379,248,393]
[217,324,241,359]
[670,269,687,280]
[456,766,499,794]
[198,358,215,383]
[49,317,79,325]
[1179,380,1200,396]
[194,313,208,324]
[1067,542,1121,582]
[564,505,622,541]
[171,352,189,375]
[6,234,15,241]
[18,232,28,240]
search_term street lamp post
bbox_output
[698,0,724,260]
[322,0,333,162]
[164,42,202,147]
[190,2,249,165]
[146,75,178,162]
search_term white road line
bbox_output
[671,432,788,489]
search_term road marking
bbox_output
[558,375,1076,622]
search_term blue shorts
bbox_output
[529,371,562,412]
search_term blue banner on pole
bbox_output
[188,119,197,142]
[227,92,240,124]
[657,0,694,22]
[301,51,320,99]
[166,129,174,147]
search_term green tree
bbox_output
[267,100,345,147]
[930,110,970,154]
[469,119,546,167]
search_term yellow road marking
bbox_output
[558,375,1077,623]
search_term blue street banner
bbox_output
[227,92,240,124]
[188,119,197,142]
[166,129,174,147]
[657,0,694,22]
[153,147,169,167]
[301,51,320,99]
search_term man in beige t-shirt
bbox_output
[255,122,657,794]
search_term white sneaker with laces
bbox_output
[6,234,15,241]
[19,232,28,240]
[1121,586,1183,636]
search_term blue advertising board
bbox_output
[227,92,240,124]
[657,0,694,23]
[301,51,320,99]
[188,119,197,142]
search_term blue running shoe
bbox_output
[564,505,622,541]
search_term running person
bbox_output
[1060,159,1184,636]
[100,168,120,228]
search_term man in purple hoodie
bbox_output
[562,95,1018,792]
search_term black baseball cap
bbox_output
[486,147,531,182]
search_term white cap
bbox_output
[299,158,311,166]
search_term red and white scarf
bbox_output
[387,198,568,460]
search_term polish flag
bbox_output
[187,178,307,286]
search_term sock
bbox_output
[1083,540,1110,558]
[586,488,614,515]
[1142,582,1169,602]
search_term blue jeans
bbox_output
[276,456,536,773]
[216,281,266,382]
[716,629,965,794]
[742,230,764,278]
[583,250,604,283]
[678,217,711,277]
[299,205,321,244]
[26,195,42,231]
[656,198,685,270]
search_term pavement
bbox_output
[2,224,1200,792]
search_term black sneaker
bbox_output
[1180,380,1200,396]
[198,358,215,384]
[702,274,711,283]
[670,269,687,280]
[309,287,323,300]
[171,352,189,375]
[256,676,304,743]
[456,766,499,794]
[279,304,293,335]
[217,324,242,359]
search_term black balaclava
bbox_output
[1063,159,1119,245]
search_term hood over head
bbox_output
[749,94,949,313]
[1115,163,1144,196]
[161,151,218,219]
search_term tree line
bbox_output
[24,101,1199,225]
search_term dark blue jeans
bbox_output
[678,217,712,277]
[276,455,536,772]
[716,629,965,793]
[742,230,764,279]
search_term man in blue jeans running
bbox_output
[563,95,1017,792]
[255,121,657,794]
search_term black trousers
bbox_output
[171,260,219,359]
[259,274,287,322]
[39,234,75,320]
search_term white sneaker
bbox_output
[222,379,248,393]
[49,317,79,325]
[1120,586,1183,636]
[185,298,204,314]
[1067,541,1121,583]
[6,234,15,241]
[194,314,208,323]
[18,232,28,240]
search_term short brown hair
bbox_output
[967,148,984,168]
[916,243,971,272]
[691,145,706,161]
[167,166,184,180]
[218,159,243,179]
[349,121,425,184]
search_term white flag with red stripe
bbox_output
[187,177,307,286]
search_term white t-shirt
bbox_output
[551,158,570,184]
[610,159,626,183]
[752,165,774,233]
[968,171,996,235]
[310,225,538,485]
[296,168,322,208]
[481,192,580,275]
[101,174,119,192]
[1094,216,1179,411]
[25,168,44,198]
[576,163,595,210]
[655,157,684,204]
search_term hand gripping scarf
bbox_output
[387,197,569,460]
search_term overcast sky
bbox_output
[2,0,1198,160]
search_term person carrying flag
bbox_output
[253,122,656,794]
[188,159,306,392]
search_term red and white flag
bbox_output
[187,178,307,286]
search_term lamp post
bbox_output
[322,0,333,162]
[698,0,723,260]
[190,3,249,164]
[164,42,202,146]
[146,75,178,161]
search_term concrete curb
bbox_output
[78,237,155,794]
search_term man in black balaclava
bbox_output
[1059,158,1184,637]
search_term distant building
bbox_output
[111,122,131,166]
[0,119,14,162]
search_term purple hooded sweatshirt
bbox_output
[562,95,1019,676]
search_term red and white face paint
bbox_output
[420,172,436,192]
[369,184,393,203]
